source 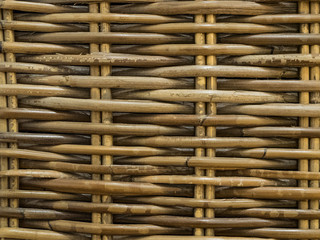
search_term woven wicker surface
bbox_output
[0,0,320,239]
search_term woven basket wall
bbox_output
[0,0,320,239]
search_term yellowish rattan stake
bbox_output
[310,0,320,234]
[89,3,103,240]
[89,2,113,240]
[194,5,206,236]
[194,0,216,236]
[299,0,310,235]
[205,10,216,237]
[2,1,19,229]
[99,2,113,240]
[0,8,9,234]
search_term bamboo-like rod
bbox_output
[0,62,88,75]
[21,178,193,196]
[114,114,296,126]
[112,1,294,15]
[115,136,295,148]
[20,160,192,176]
[225,14,320,24]
[0,42,87,54]
[222,33,320,45]
[21,220,189,235]
[0,207,87,220]
[221,126,320,138]
[18,75,193,89]
[31,144,183,156]
[118,196,295,209]
[0,169,76,179]
[133,175,285,187]
[218,79,320,92]
[19,13,185,24]
[20,121,191,136]
[0,227,90,240]
[20,97,193,114]
[0,20,86,32]
[117,156,296,170]
[87,9,103,233]
[89,3,113,236]
[0,108,90,121]
[219,103,320,117]
[111,44,274,56]
[223,54,320,67]
[117,65,297,78]
[216,187,320,200]
[115,89,297,103]
[118,215,294,228]
[223,169,320,181]
[112,23,292,34]
[89,5,102,236]
[217,208,320,220]
[309,0,320,233]
[0,84,89,98]
[19,53,191,67]
[0,190,85,200]
[2,1,19,228]
[18,32,193,44]
[0,7,8,229]
[220,148,320,159]
[0,1,85,13]
[22,200,192,216]
[0,148,83,162]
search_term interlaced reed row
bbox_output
[0,0,320,239]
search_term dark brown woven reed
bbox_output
[0,0,320,239]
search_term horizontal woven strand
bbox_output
[18,13,185,24]
[115,136,295,148]
[0,227,89,240]
[119,196,294,208]
[21,160,192,176]
[0,108,90,121]
[21,220,188,235]
[117,156,296,169]
[20,97,193,113]
[18,75,192,89]
[0,20,86,32]
[114,89,296,103]
[0,84,89,98]
[20,121,191,136]
[0,1,86,13]
[21,178,193,196]
[18,32,193,44]
[112,1,295,15]
[119,215,294,228]
[114,114,295,126]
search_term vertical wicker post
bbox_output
[194,0,216,236]
[310,0,320,234]
[299,1,310,235]
[89,2,113,240]
[1,0,19,231]
[0,8,8,236]
[194,1,206,236]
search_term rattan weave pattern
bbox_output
[0,0,320,239]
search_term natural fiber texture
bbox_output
[0,0,319,239]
